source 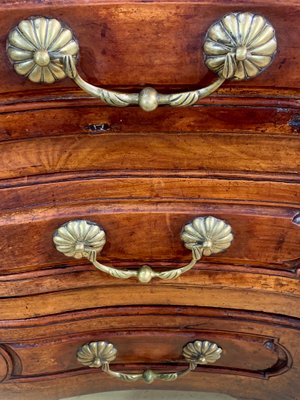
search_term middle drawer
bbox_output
[1,201,300,274]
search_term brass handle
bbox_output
[77,340,222,383]
[7,13,277,112]
[53,216,233,283]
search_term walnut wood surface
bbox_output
[0,307,298,400]
[9,331,279,376]
[1,202,300,269]
[0,1,300,399]
[1,102,299,141]
[0,268,300,320]
[1,176,300,273]
[1,0,300,100]
[1,133,300,180]
[1,176,300,210]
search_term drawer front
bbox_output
[0,0,299,98]
[0,306,298,400]
[0,3,299,400]
[2,203,300,270]
[1,134,300,180]
[1,177,299,274]
[6,331,281,377]
[1,104,299,142]
[1,176,300,320]
[0,1,299,142]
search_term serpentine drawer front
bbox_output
[0,308,296,394]
[0,1,300,400]
[1,201,300,276]
[7,13,277,111]
[53,216,234,282]
[76,339,223,383]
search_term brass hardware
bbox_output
[204,13,277,80]
[77,340,222,383]
[53,216,233,283]
[7,18,78,84]
[7,13,277,111]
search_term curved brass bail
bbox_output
[7,13,277,111]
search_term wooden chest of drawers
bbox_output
[0,1,300,399]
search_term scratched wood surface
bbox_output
[1,102,300,141]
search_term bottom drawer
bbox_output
[5,330,285,378]
[0,306,299,400]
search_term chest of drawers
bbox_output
[0,1,300,399]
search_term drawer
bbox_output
[5,331,281,377]
[1,177,299,274]
[0,306,298,400]
[0,3,299,400]
[0,0,299,138]
[2,201,300,271]
[1,134,300,180]
[1,307,299,399]
[1,0,300,99]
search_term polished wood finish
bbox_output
[6,331,281,376]
[1,178,300,273]
[0,0,300,96]
[1,99,299,141]
[0,0,300,399]
[2,133,300,179]
[0,307,299,400]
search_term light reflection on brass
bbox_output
[77,340,222,383]
[7,13,277,111]
[53,217,233,283]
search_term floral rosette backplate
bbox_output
[204,12,277,80]
[7,17,78,83]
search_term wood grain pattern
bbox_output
[0,262,299,297]
[8,331,280,376]
[0,1,300,399]
[1,133,300,180]
[0,268,299,319]
[0,306,298,400]
[2,176,300,209]
[0,0,300,100]
[1,103,299,141]
[0,201,299,272]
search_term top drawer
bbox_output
[1,0,300,104]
